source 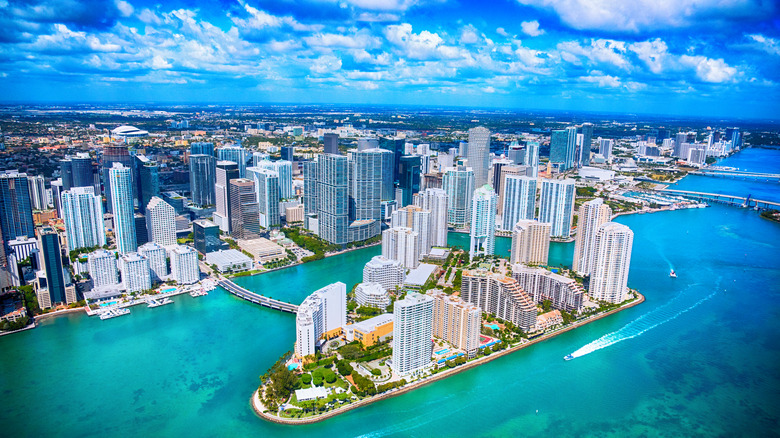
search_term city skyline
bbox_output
[0,1,778,119]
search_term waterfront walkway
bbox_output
[218,279,299,314]
[656,188,780,210]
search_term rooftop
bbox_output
[352,313,394,333]
[205,249,252,265]
[404,263,438,286]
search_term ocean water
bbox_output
[1,149,779,437]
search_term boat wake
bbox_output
[565,285,718,360]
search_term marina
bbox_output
[98,308,130,320]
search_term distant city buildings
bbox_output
[414,188,448,248]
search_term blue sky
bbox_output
[1,0,779,119]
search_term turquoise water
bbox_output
[1,148,779,437]
[161,288,176,293]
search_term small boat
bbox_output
[563,354,574,361]
[670,270,677,278]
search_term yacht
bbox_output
[670,270,677,278]
[564,354,574,361]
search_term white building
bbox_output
[469,185,496,259]
[170,245,199,285]
[256,160,294,200]
[119,252,151,293]
[138,242,168,283]
[109,163,137,254]
[88,249,119,288]
[247,166,281,229]
[589,222,634,303]
[391,206,431,257]
[391,292,434,376]
[510,220,551,266]
[295,282,347,357]
[382,227,420,269]
[467,126,491,187]
[205,249,253,273]
[27,175,47,210]
[442,165,474,228]
[363,255,405,291]
[146,196,177,246]
[61,186,106,250]
[539,179,575,238]
[413,188,448,248]
[501,175,536,231]
[355,282,390,309]
[511,264,585,312]
[573,198,612,276]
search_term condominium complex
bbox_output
[109,163,137,254]
[60,186,105,250]
[354,282,390,309]
[138,242,168,283]
[88,249,119,288]
[427,289,481,358]
[146,196,177,246]
[413,188,448,248]
[247,167,280,230]
[501,175,536,231]
[510,220,551,266]
[295,282,347,357]
[119,253,151,293]
[460,270,537,332]
[256,160,294,200]
[363,255,405,291]
[391,205,431,256]
[442,165,474,228]
[539,179,575,238]
[170,245,199,285]
[511,264,585,312]
[391,292,434,376]
[469,185,496,259]
[573,198,612,276]
[382,226,420,269]
[589,222,634,304]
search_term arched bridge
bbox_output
[218,279,298,314]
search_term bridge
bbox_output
[690,169,780,182]
[218,279,299,314]
[656,189,780,210]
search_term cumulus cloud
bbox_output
[520,21,544,37]
[679,55,737,83]
[384,23,464,60]
[115,0,134,18]
[747,34,780,56]
[460,25,479,44]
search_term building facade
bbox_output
[442,165,474,228]
[355,282,390,309]
[229,178,262,239]
[589,222,634,303]
[501,175,536,231]
[146,196,177,246]
[572,198,613,276]
[469,185,497,259]
[138,242,168,283]
[170,245,199,285]
[119,252,151,293]
[61,186,105,250]
[391,292,434,376]
[363,255,405,291]
[467,127,491,187]
[510,220,551,266]
[512,264,585,312]
[189,154,216,207]
[109,163,137,254]
[428,289,481,358]
[461,271,537,332]
[538,179,575,238]
[0,171,35,240]
[88,249,119,288]
[295,282,347,357]
[382,226,420,269]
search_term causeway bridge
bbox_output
[218,279,298,314]
[656,189,780,210]
[689,169,780,182]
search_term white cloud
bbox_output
[310,55,343,74]
[115,0,134,17]
[629,39,668,74]
[679,55,737,83]
[384,23,465,60]
[558,39,630,70]
[520,20,544,37]
[150,55,171,69]
[344,0,421,11]
[137,8,162,25]
[460,25,479,44]
[496,27,509,37]
[304,31,379,49]
[747,34,780,56]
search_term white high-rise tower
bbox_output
[146,196,176,246]
[501,175,536,231]
[573,198,612,276]
[589,222,633,303]
[442,165,474,228]
[538,179,575,238]
[414,188,448,248]
[109,163,137,254]
[469,185,497,259]
[61,186,105,250]
[467,127,491,187]
[391,292,434,376]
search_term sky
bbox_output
[0,0,779,119]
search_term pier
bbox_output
[218,279,299,314]
[656,189,780,210]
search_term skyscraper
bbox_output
[0,171,35,240]
[379,137,405,183]
[36,226,70,308]
[391,292,434,376]
[467,127,491,187]
[539,179,575,238]
[510,220,551,266]
[280,146,294,162]
[27,175,47,211]
[323,133,340,155]
[134,155,160,214]
[316,154,350,244]
[190,142,214,156]
[88,249,119,288]
[295,282,347,357]
[170,245,199,285]
[414,188,448,248]
[217,146,250,178]
[363,255,405,291]
[507,141,524,165]
[428,289,481,358]
[391,206,431,256]
[60,158,73,190]
[228,178,261,239]
[350,149,384,222]
[442,165,474,228]
[469,185,497,259]
[501,175,536,231]
[579,123,594,167]
[496,165,526,217]
[214,161,240,232]
[109,163,137,254]
[50,179,63,217]
[70,153,95,189]
[146,196,177,246]
[138,242,168,283]
[61,186,105,250]
[119,252,151,293]
[256,160,293,200]
[599,138,614,160]
[550,127,577,170]
[247,168,280,230]
[192,219,223,255]
[589,222,634,303]
[525,141,540,177]
[102,145,133,214]
[573,198,612,276]
[398,155,421,207]
[381,226,420,269]
[460,271,537,332]
[189,154,216,207]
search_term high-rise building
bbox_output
[550,127,577,170]
[442,165,474,228]
[256,160,293,200]
[467,127,491,187]
[496,165,525,217]
[461,271,537,332]
[323,133,340,155]
[61,186,105,250]
[490,159,514,196]
[102,145,133,214]
[88,249,119,288]
[252,152,270,167]
[589,222,634,303]
[145,196,177,246]
[70,153,95,189]
[501,175,536,231]
[469,185,496,259]
[525,142,540,177]
[315,154,350,244]
[573,198,612,276]
[579,123,594,167]
[510,220,550,266]
[190,142,214,156]
[508,141,524,165]
[170,245,199,285]
[60,158,73,190]
[363,255,405,291]
[512,264,585,312]
[50,179,63,217]
[295,282,347,357]
[134,213,149,246]
[355,282,390,309]
[119,252,151,293]
[247,168,280,230]
[428,289,481,358]
[36,226,70,308]
[398,155,421,207]
[189,154,216,207]
[229,178,261,239]
[214,160,240,232]
[0,171,35,240]
[599,138,614,160]
[539,179,575,238]
[382,226,420,269]
[391,292,434,376]
[109,163,137,254]
[379,137,405,183]
[391,206,431,257]
[413,188,448,248]
[350,149,384,221]
[138,242,168,283]
[280,146,294,162]
[302,160,317,227]
[217,146,250,178]
[192,219,223,254]
[134,155,160,214]
[27,175,47,210]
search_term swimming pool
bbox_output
[161,287,177,294]
[99,301,118,307]
[487,324,500,331]
[435,348,450,355]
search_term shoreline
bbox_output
[251,291,645,425]
[233,242,381,279]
